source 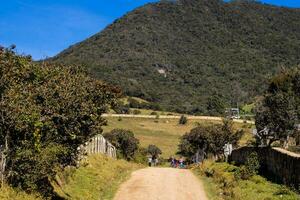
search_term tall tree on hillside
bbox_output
[255,68,300,147]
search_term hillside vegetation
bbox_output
[50,0,300,114]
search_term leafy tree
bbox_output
[0,48,119,196]
[147,144,162,158]
[104,129,139,160]
[178,120,243,159]
[255,68,300,147]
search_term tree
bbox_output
[178,120,243,159]
[0,48,119,196]
[147,144,162,158]
[104,129,139,160]
[255,68,300,147]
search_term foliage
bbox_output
[0,48,118,197]
[147,144,162,157]
[53,154,142,200]
[178,120,243,158]
[112,101,130,114]
[234,152,260,180]
[104,129,139,160]
[192,160,299,200]
[133,147,148,164]
[178,115,188,125]
[132,109,141,115]
[50,0,300,114]
[255,68,300,146]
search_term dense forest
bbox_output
[50,0,300,114]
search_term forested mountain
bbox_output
[50,0,300,114]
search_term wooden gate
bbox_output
[83,134,117,158]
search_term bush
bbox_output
[132,109,141,115]
[179,115,188,125]
[235,152,260,180]
[104,129,139,161]
[150,111,157,115]
[147,144,162,158]
[133,147,148,164]
[178,120,243,159]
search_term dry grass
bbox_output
[0,185,42,200]
[103,117,255,158]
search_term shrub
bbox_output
[132,109,141,115]
[147,144,162,158]
[178,120,243,159]
[104,129,139,161]
[235,152,260,180]
[150,111,157,115]
[179,115,188,125]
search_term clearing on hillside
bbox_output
[103,117,254,157]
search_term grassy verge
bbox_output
[192,161,299,200]
[0,185,41,200]
[53,154,143,200]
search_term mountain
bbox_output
[50,0,300,114]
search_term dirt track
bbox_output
[103,113,254,124]
[113,168,208,200]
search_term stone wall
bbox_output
[230,147,300,190]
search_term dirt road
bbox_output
[113,168,208,200]
[103,113,254,124]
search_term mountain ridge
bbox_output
[50,0,300,114]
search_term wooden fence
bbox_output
[83,134,117,158]
[0,148,6,185]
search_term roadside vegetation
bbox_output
[53,154,142,200]
[0,47,119,198]
[192,160,299,200]
[0,185,41,200]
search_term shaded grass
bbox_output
[192,161,299,200]
[0,185,42,200]
[53,154,142,200]
[103,117,254,158]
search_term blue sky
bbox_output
[0,0,299,60]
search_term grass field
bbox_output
[103,117,255,158]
